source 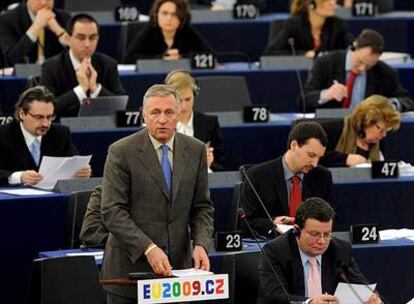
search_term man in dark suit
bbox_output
[257,197,382,304]
[0,0,70,66]
[0,86,91,186]
[240,121,333,238]
[40,13,126,117]
[101,84,214,303]
[304,29,414,112]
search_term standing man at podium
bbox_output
[101,84,214,304]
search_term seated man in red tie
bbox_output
[257,197,382,304]
[240,121,333,238]
[304,29,414,112]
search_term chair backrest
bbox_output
[195,76,252,112]
[117,21,147,63]
[63,190,94,248]
[266,20,286,47]
[30,256,105,304]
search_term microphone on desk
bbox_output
[238,208,291,304]
[338,264,387,304]
[24,56,39,86]
[239,165,278,238]
[288,37,307,116]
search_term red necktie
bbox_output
[289,176,302,217]
[342,71,357,108]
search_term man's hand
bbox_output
[146,246,172,277]
[310,293,338,304]
[346,154,368,167]
[76,60,91,92]
[85,60,98,93]
[73,165,92,178]
[193,245,210,271]
[21,170,43,185]
[32,8,55,31]
[305,50,316,58]
[163,49,180,60]
[47,18,66,39]
[273,216,294,225]
[206,147,214,169]
[367,292,382,304]
[323,82,348,102]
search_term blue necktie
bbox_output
[161,144,172,199]
[30,139,41,166]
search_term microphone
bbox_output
[238,208,291,304]
[239,165,278,237]
[288,37,307,116]
[24,56,39,86]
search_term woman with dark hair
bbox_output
[265,0,352,57]
[320,94,401,167]
[125,0,212,63]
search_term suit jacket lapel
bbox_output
[137,131,170,200]
[171,134,189,204]
[63,51,79,91]
[274,157,289,214]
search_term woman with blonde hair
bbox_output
[320,95,401,167]
[265,0,352,57]
[165,69,225,171]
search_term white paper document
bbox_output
[380,228,414,240]
[66,251,104,260]
[335,282,377,304]
[36,155,92,190]
[276,223,294,234]
[0,188,53,196]
[171,268,213,277]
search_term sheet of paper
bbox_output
[276,223,294,234]
[36,155,91,190]
[171,268,213,277]
[0,188,53,196]
[380,228,414,240]
[335,282,377,304]
[66,251,103,260]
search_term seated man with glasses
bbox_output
[257,197,383,304]
[39,13,126,117]
[0,86,91,186]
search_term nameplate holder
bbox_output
[350,224,379,244]
[137,274,229,303]
[0,115,13,125]
[191,53,215,70]
[352,0,377,16]
[371,160,399,179]
[215,231,243,251]
[114,6,140,22]
[233,2,258,19]
[116,111,142,128]
[243,105,269,123]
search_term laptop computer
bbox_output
[78,95,129,117]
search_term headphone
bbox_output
[164,69,200,96]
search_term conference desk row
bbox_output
[97,12,414,62]
[38,237,414,304]
[69,113,414,176]
[2,61,414,114]
[2,174,414,302]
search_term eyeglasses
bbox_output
[26,111,56,121]
[303,229,332,241]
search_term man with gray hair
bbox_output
[101,84,214,303]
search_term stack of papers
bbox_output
[335,283,376,304]
[379,229,414,241]
[0,188,53,196]
[171,268,213,277]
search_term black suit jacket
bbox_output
[0,120,78,185]
[40,50,126,117]
[240,156,333,237]
[304,50,414,112]
[257,230,370,304]
[193,111,225,171]
[125,24,213,63]
[265,14,352,56]
[0,4,70,66]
